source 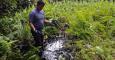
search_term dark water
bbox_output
[42,37,74,60]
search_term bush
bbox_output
[0,36,12,57]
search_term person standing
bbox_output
[29,0,50,47]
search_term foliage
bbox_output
[43,1,115,60]
[0,1,115,60]
[44,1,115,41]
[0,0,32,17]
[74,39,115,60]
[0,36,12,57]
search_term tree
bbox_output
[0,0,32,18]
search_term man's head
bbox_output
[36,0,45,11]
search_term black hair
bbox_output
[37,0,45,6]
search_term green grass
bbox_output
[0,1,115,60]
[44,1,115,60]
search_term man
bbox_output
[29,0,50,47]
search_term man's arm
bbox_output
[29,21,36,31]
[29,12,36,31]
[44,19,52,23]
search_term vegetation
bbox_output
[0,0,115,60]
[0,0,33,17]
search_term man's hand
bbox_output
[44,19,52,23]
[35,30,42,35]
[48,20,52,23]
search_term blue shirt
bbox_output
[29,9,45,30]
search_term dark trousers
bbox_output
[31,29,45,59]
[31,29,44,47]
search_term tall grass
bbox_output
[44,1,115,60]
[0,1,115,60]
